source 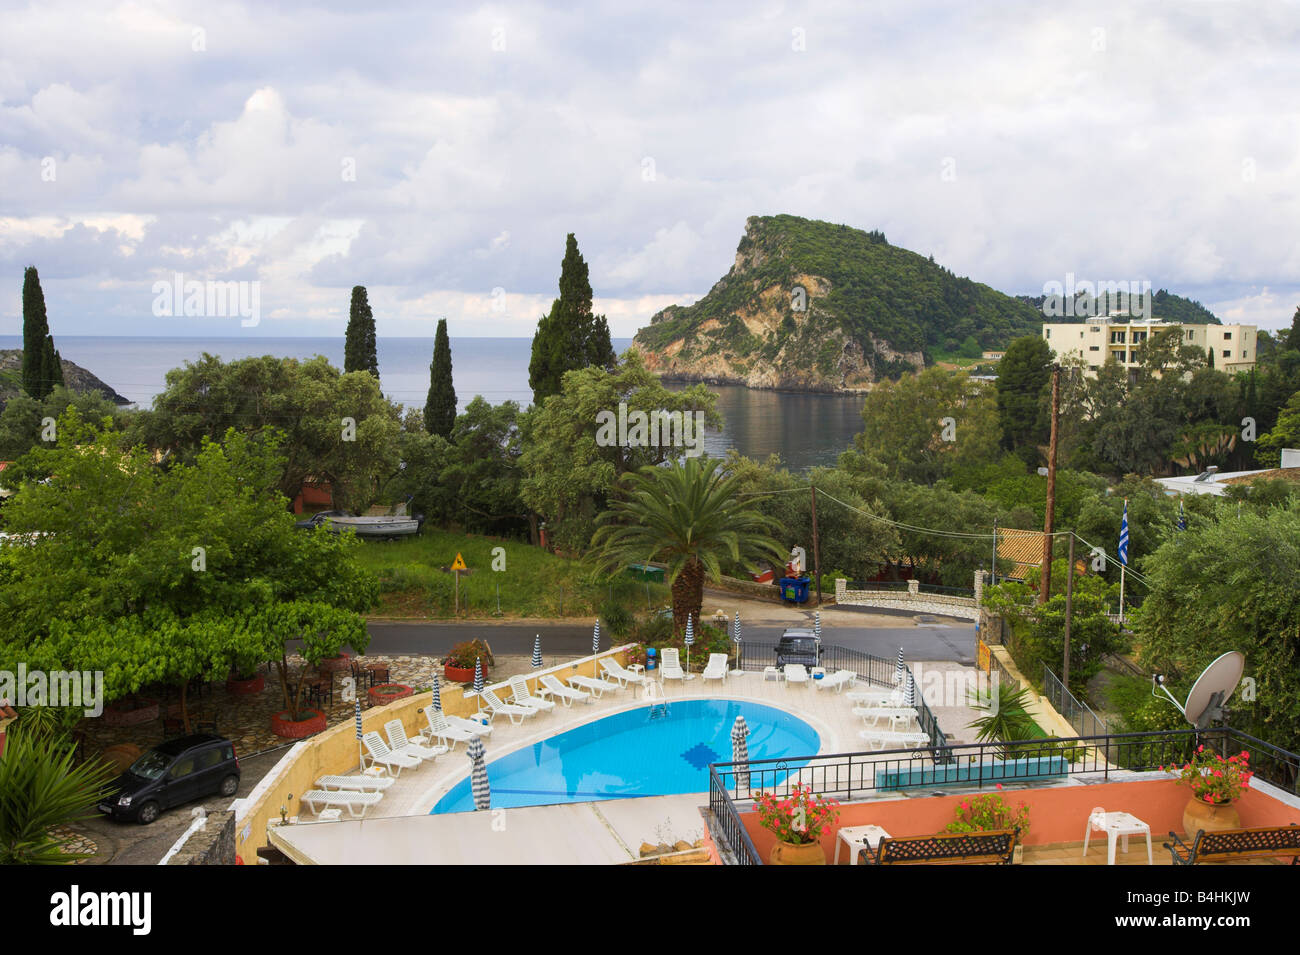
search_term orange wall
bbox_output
[740,778,1300,863]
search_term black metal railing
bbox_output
[1205,728,1300,795]
[732,642,947,752]
[1042,664,1108,737]
[708,766,762,865]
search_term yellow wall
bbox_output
[235,648,628,864]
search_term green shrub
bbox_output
[599,600,635,637]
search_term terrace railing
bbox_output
[707,726,1300,863]
[733,641,947,753]
[1042,664,1108,738]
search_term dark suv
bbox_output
[775,628,823,668]
[99,734,240,825]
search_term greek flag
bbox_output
[1177,500,1186,532]
[1118,500,1130,566]
[431,672,441,710]
[468,736,490,811]
[531,634,542,669]
[473,656,485,695]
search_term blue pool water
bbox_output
[431,699,819,814]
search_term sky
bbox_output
[1,0,1299,339]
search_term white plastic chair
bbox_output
[660,648,686,682]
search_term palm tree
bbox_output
[590,457,786,633]
[967,681,1040,758]
[0,720,115,864]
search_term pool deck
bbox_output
[275,662,983,862]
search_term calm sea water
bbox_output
[0,335,865,471]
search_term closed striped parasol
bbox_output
[592,620,601,658]
[904,670,916,707]
[732,611,743,673]
[431,672,441,710]
[354,699,364,772]
[531,634,542,669]
[813,609,821,641]
[894,647,905,684]
[730,715,750,789]
[467,736,490,811]
[684,614,694,674]
[473,656,485,695]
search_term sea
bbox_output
[0,335,866,471]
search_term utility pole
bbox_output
[1039,364,1061,605]
[810,484,822,606]
[991,518,998,586]
[1063,532,1075,689]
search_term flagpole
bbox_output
[1119,564,1126,624]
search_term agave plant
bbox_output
[0,721,115,865]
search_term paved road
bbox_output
[361,619,976,665]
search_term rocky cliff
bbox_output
[0,350,131,407]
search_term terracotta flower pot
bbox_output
[368,683,414,707]
[444,664,480,684]
[225,673,265,696]
[271,708,327,739]
[1183,796,1241,840]
[768,839,826,865]
[317,654,351,673]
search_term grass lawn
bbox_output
[351,528,670,619]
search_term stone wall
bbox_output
[834,571,985,622]
[166,810,236,865]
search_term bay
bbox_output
[0,335,865,471]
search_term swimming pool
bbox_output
[431,698,819,814]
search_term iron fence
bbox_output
[1042,664,1108,737]
[708,766,762,865]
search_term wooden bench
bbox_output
[859,828,1020,865]
[1164,824,1300,865]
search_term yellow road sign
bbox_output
[450,552,467,571]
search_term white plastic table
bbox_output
[763,667,783,682]
[834,825,891,865]
[1083,811,1153,865]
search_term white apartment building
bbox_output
[1041,317,1256,377]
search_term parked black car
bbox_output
[98,734,240,825]
[774,628,823,668]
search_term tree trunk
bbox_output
[671,559,705,635]
[179,680,192,735]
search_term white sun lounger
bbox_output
[316,774,396,793]
[362,731,420,776]
[858,729,931,751]
[385,719,448,762]
[509,675,556,712]
[660,648,686,682]
[600,658,648,687]
[540,674,591,705]
[784,664,810,684]
[846,686,905,705]
[422,708,478,749]
[301,789,384,818]
[852,705,919,731]
[481,687,539,725]
[814,669,857,692]
[702,653,729,682]
[445,713,492,737]
[569,674,621,698]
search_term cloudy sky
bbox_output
[2,0,1299,340]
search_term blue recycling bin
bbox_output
[645,647,657,672]
[779,576,811,604]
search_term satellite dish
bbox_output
[1153,651,1244,730]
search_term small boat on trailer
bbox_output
[324,514,422,538]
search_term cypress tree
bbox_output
[528,234,616,404]
[425,317,457,437]
[22,266,59,399]
[344,286,378,378]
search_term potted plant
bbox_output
[945,786,1031,862]
[1167,746,1253,839]
[443,639,494,683]
[753,784,840,865]
[257,601,370,738]
[368,683,414,707]
[225,647,267,696]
